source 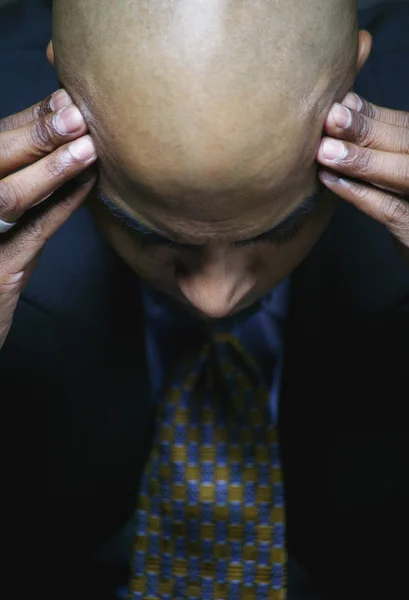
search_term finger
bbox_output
[0,89,72,134]
[0,104,88,178]
[0,135,97,223]
[0,173,97,277]
[342,92,409,129]
[317,137,409,195]
[324,102,409,155]
[318,168,409,244]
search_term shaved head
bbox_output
[51,0,361,319]
[53,0,357,197]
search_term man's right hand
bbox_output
[0,89,97,349]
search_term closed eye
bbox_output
[234,221,305,247]
[234,185,325,248]
[127,216,308,249]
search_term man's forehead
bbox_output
[96,159,321,245]
[91,109,327,247]
[78,57,342,239]
[96,101,320,189]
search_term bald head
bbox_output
[51,0,361,317]
[52,0,358,227]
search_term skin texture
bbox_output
[51,0,368,319]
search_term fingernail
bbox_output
[69,135,97,161]
[53,105,85,135]
[321,139,348,161]
[50,89,72,112]
[319,170,340,185]
[331,103,352,129]
[342,92,363,113]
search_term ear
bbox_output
[356,30,372,75]
[46,40,55,68]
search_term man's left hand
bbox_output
[317,92,409,265]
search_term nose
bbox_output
[176,246,255,319]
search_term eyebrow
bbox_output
[95,182,325,247]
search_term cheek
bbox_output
[89,204,179,290]
[112,231,178,287]
[126,245,177,289]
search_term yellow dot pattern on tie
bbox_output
[130,331,287,599]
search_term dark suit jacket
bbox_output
[1,1,409,598]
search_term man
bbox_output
[1,0,409,598]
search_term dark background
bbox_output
[1,1,409,599]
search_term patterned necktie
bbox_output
[130,329,287,599]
